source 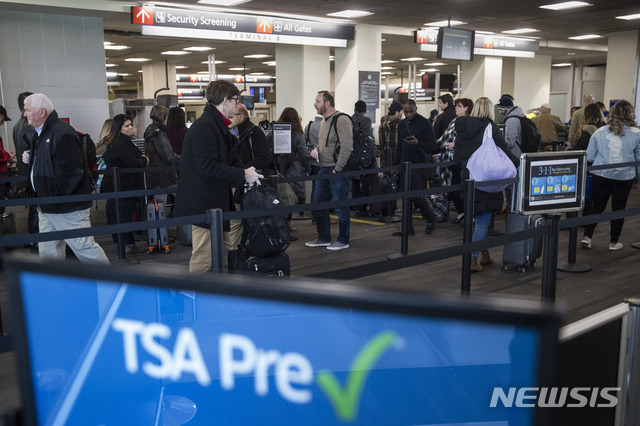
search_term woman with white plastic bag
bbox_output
[454,97,519,272]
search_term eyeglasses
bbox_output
[229,97,240,104]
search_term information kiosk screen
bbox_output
[517,151,588,215]
[8,258,561,426]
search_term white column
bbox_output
[275,44,330,123]
[460,56,503,104]
[604,30,640,108]
[513,54,552,113]
[142,61,177,99]
[334,24,382,120]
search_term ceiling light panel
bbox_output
[539,1,591,10]
[326,10,373,18]
[616,13,640,20]
[424,20,466,26]
[502,28,539,34]
[568,34,601,40]
[184,46,215,51]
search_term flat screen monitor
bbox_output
[392,91,408,104]
[240,95,255,111]
[8,256,561,426]
[437,27,475,61]
[156,94,179,108]
[516,151,588,215]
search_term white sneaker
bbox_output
[609,242,623,251]
[581,236,592,249]
[305,239,331,247]
[326,241,349,251]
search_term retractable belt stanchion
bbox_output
[112,167,125,260]
[557,211,591,272]
[541,214,560,302]
[622,298,640,425]
[388,162,412,260]
[461,179,475,295]
[208,208,225,273]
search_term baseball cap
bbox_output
[540,103,551,109]
[497,95,514,109]
[0,105,11,121]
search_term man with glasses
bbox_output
[175,80,262,273]
[394,99,438,236]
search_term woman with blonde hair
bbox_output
[96,118,112,156]
[454,97,519,271]
[581,99,640,251]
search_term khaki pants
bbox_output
[190,224,236,273]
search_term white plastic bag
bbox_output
[467,124,517,193]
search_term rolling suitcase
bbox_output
[147,200,170,253]
[242,252,290,278]
[380,174,398,217]
[502,213,544,272]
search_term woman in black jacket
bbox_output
[144,105,180,205]
[454,97,519,272]
[102,114,148,254]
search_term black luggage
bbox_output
[147,200,170,253]
[240,252,290,278]
[380,174,398,217]
[502,213,544,272]
[241,183,290,257]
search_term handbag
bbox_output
[466,123,517,193]
[277,181,298,207]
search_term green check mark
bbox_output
[316,330,398,422]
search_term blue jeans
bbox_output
[472,212,493,258]
[312,166,350,244]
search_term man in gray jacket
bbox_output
[306,91,353,251]
[497,95,526,158]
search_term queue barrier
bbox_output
[1,161,640,299]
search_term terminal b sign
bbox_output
[131,5,354,47]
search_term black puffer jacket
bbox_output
[101,133,147,193]
[144,122,180,188]
[454,117,519,214]
[28,110,92,213]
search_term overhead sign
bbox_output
[176,74,275,84]
[358,71,380,123]
[415,28,539,58]
[133,6,354,47]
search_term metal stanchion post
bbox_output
[388,162,412,259]
[557,211,591,272]
[207,208,225,273]
[461,179,475,295]
[541,214,560,302]
[112,166,125,259]
[622,298,640,425]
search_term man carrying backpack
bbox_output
[497,95,527,158]
[305,90,352,251]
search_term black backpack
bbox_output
[327,113,375,170]
[513,116,542,153]
[79,132,98,191]
[241,183,290,257]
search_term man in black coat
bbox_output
[22,93,109,264]
[174,80,262,273]
[394,99,438,236]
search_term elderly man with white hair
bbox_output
[22,93,109,264]
[532,103,565,151]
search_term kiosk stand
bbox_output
[515,151,590,277]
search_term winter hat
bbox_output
[497,95,514,108]
[388,102,404,113]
